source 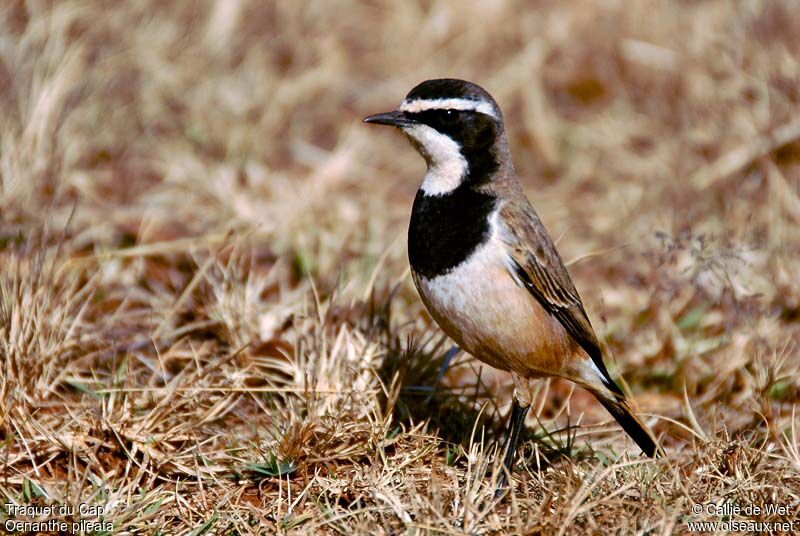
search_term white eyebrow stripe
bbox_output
[399,98,498,119]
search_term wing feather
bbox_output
[497,201,623,397]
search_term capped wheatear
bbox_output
[364,78,659,483]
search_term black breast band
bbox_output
[408,185,496,279]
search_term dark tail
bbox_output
[593,391,660,458]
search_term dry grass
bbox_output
[1,0,800,534]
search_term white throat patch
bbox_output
[403,124,467,196]
[399,97,499,119]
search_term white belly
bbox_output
[413,237,576,376]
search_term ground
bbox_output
[1,1,800,534]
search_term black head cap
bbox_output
[405,78,498,107]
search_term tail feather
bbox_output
[594,392,660,458]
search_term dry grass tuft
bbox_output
[1,0,800,533]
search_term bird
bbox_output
[363,78,659,485]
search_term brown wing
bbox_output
[497,200,623,397]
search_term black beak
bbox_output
[363,110,414,127]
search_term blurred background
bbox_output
[1,0,799,532]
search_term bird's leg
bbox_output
[495,375,534,494]
[501,400,530,472]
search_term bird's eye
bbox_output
[440,109,458,125]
